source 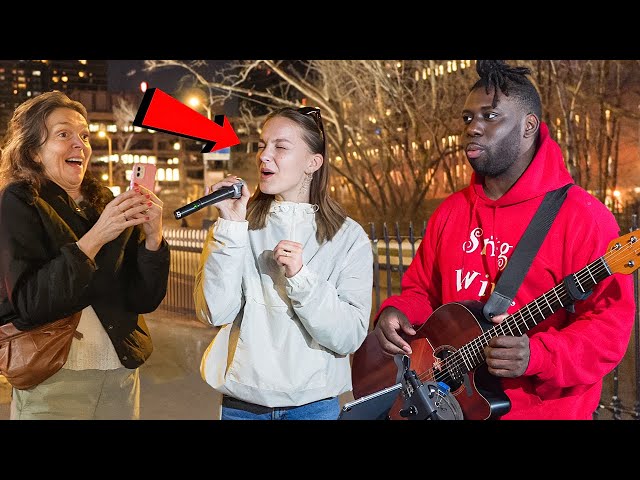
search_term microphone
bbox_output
[173,180,244,219]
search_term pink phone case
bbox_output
[130,164,157,192]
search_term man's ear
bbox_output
[524,113,540,139]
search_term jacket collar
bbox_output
[39,179,91,227]
[269,199,319,215]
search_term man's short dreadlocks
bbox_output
[471,60,542,119]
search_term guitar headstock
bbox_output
[606,229,640,275]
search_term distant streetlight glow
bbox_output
[187,95,211,119]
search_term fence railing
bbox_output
[597,211,639,419]
[161,228,208,316]
[161,213,640,419]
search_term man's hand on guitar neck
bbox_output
[484,313,530,378]
[373,307,417,356]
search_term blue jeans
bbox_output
[221,396,340,420]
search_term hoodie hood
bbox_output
[470,122,574,207]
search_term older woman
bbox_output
[0,91,170,419]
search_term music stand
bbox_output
[338,383,402,420]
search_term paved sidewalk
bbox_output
[135,309,221,419]
[0,310,222,420]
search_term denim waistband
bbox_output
[222,395,333,414]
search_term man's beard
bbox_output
[470,128,521,178]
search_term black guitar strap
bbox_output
[482,183,574,321]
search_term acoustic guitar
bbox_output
[352,229,640,420]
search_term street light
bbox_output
[187,96,211,120]
[98,130,113,187]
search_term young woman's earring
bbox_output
[298,172,313,201]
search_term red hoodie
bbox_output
[378,123,636,420]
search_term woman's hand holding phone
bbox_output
[130,164,163,250]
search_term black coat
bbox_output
[0,179,170,369]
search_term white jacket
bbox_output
[195,200,373,407]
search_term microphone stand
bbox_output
[393,354,464,420]
[399,368,441,420]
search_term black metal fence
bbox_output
[161,228,208,316]
[160,210,640,419]
[599,206,639,419]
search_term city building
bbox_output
[0,60,108,137]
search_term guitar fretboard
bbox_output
[449,256,611,379]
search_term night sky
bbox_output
[107,60,227,93]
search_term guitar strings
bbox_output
[416,233,638,387]
[434,237,636,381]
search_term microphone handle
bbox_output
[173,181,243,219]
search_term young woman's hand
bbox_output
[274,240,303,278]
[208,175,250,222]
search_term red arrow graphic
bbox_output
[133,88,240,153]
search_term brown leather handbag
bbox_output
[0,311,82,390]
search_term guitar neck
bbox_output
[460,256,611,372]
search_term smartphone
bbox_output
[130,163,157,193]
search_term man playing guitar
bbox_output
[358,60,636,420]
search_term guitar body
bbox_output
[352,301,511,420]
[352,230,640,420]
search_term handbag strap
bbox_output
[482,183,573,321]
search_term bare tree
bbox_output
[110,95,139,187]
[113,96,137,151]
[144,59,640,221]
[144,59,476,223]
[524,60,640,209]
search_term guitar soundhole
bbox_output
[433,346,464,391]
